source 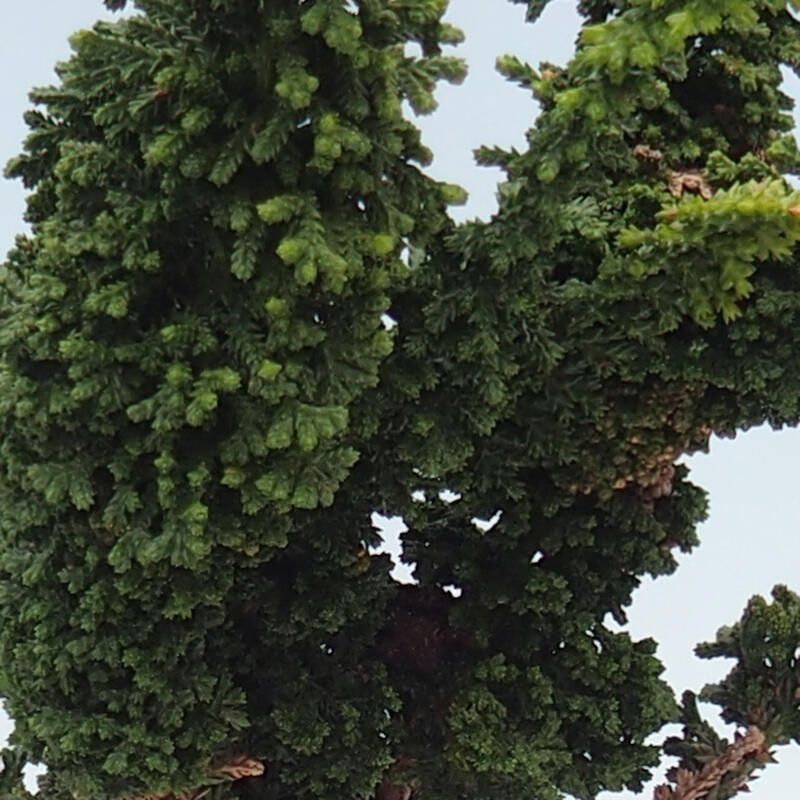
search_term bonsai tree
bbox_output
[1,0,800,799]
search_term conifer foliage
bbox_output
[3,1,800,799]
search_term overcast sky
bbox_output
[2,1,800,798]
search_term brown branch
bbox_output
[653,727,769,800]
[375,757,417,800]
[128,755,265,800]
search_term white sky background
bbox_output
[1,1,800,797]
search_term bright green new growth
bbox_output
[2,0,800,799]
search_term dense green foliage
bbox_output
[3,1,800,799]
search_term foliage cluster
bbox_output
[2,1,800,799]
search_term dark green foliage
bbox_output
[3,1,800,799]
[660,587,800,799]
[0,1,463,797]
[697,585,800,744]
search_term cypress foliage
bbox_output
[0,1,464,797]
[3,1,800,800]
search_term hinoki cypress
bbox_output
[2,1,800,799]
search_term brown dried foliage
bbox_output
[668,170,714,200]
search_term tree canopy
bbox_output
[2,1,800,799]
